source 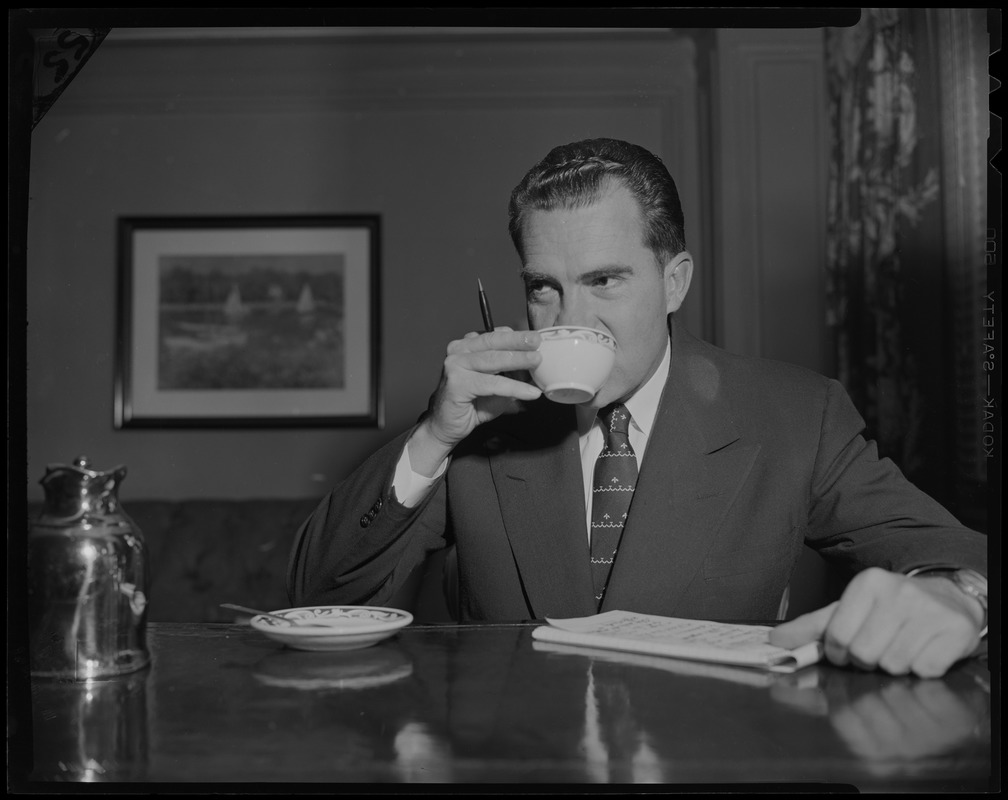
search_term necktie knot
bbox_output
[600,403,632,442]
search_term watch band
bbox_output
[912,567,988,634]
[950,568,988,631]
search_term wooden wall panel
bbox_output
[712,29,828,372]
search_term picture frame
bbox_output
[115,215,381,428]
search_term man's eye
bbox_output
[526,281,555,298]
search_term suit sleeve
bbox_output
[805,379,987,577]
[286,427,450,607]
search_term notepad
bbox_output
[531,610,823,673]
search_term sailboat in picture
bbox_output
[223,283,249,319]
[296,283,316,315]
[223,283,250,319]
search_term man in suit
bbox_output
[288,138,987,678]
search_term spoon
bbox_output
[220,603,331,627]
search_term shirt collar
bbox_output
[576,337,671,437]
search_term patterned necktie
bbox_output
[590,403,638,609]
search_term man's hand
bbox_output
[769,567,985,677]
[407,327,543,476]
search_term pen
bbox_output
[478,278,495,332]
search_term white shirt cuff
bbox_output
[392,442,448,508]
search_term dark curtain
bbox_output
[825,8,985,518]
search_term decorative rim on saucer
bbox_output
[537,326,616,350]
[250,606,413,652]
[252,605,412,635]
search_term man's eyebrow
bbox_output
[579,265,634,282]
[519,268,551,283]
[519,265,635,282]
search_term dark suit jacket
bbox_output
[287,317,986,622]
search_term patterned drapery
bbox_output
[31,28,109,128]
[824,8,942,482]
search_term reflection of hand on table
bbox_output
[828,678,988,775]
[769,662,989,776]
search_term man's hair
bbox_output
[507,138,686,267]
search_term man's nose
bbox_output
[554,293,595,328]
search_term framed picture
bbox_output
[115,215,381,428]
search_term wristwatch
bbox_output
[916,567,988,634]
[949,568,988,631]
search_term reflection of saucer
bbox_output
[253,644,414,691]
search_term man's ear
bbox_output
[664,252,694,314]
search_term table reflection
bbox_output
[24,623,990,788]
[422,627,990,784]
[252,645,414,692]
[770,660,992,779]
[529,640,991,785]
[31,667,149,782]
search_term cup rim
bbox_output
[535,325,616,349]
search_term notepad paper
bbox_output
[531,610,823,673]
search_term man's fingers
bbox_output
[477,394,530,420]
[447,328,541,356]
[872,621,927,676]
[471,372,543,403]
[464,325,514,340]
[815,568,897,668]
[769,602,838,648]
[423,328,545,449]
[844,603,906,671]
[445,349,542,381]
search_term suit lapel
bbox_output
[488,400,598,618]
[602,319,760,614]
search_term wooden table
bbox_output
[18,621,993,790]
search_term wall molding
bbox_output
[53,34,696,116]
[713,30,827,366]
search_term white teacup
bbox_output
[530,326,617,404]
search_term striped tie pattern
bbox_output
[590,403,637,609]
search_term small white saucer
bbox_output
[250,605,413,652]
